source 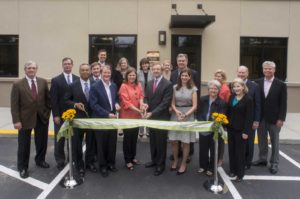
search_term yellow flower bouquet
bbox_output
[57,109,76,141]
[211,112,228,141]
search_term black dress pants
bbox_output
[95,129,117,168]
[149,128,168,169]
[199,133,214,171]
[245,129,255,166]
[123,128,139,164]
[18,115,48,171]
[54,121,66,165]
[72,128,95,169]
[228,128,247,179]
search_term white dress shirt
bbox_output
[264,76,274,97]
[101,79,113,111]
[63,72,73,84]
[25,75,38,93]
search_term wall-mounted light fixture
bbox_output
[158,31,166,45]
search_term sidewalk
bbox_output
[1,107,300,143]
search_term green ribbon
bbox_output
[57,118,218,141]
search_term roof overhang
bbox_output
[170,15,215,29]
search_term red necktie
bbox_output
[152,79,158,93]
[31,79,37,100]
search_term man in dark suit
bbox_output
[64,63,97,177]
[11,61,51,178]
[144,63,173,176]
[89,65,121,177]
[237,66,261,169]
[252,61,287,174]
[90,62,101,81]
[170,53,200,159]
[97,49,108,67]
[50,57,79,170]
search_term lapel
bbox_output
[36,77,42,99]
[76,80,87,103]
[60,73,68,85]
[109,83,115,106]
[148,80,155,99]
[154,77,165,94]
[22,78,35,100]
[265,78,277,99]
[98,80,111,108]
[257,78,265,98]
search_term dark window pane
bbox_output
[114,36,136,45]
[89,35,137,69]
[0,35,19,77]
[240,37,287,81]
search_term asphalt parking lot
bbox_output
[0,135,299,199]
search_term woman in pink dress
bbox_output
[119,68,147,170]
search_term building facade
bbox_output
[0,0,299,111]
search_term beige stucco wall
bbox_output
[1,0,300,112]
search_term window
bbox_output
[0,35,19,77]
[89,35,137,68]
[240,37,287,81]
[171,35,201,73]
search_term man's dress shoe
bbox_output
[269,165,278,174]
[107,165,118,172]
[36,161,50,169]
[154,167,164,176]
[86,164,97,173]
[19,169,29,179]
[100,167,109,177]
[57,163,65,171]
[78,168,85,177]
[252,160,268,166]
[145,162,156,168]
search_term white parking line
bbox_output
[244,175,300,181]
[279,150,300,169]
[0,165,48,190]
[36,164,69,199]
[267,144,300,169]
[37,144,87,199]
[218,167,242,199]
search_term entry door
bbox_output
[171,35,201,90]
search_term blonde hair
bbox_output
[232,78,248,94]
[214,69,227,81]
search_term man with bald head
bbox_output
[252,61,287,174]
[236,65,261,169]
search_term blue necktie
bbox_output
[84,82,89,100]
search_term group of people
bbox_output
[10,49,287,183]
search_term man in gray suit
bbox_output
[11,61,51,178]
[252,61,287,174]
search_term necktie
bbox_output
[84,82,89,100]
[206,101,212,121]
[67,75,71,85]
[152,79,158,93]
[31,79,37,100]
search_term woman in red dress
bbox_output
[119,68,147,170]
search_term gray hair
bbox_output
[262,61,276,68]
[101,64,112,72]
[207,79,221,91]
[24,60,38,69]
